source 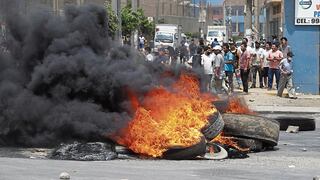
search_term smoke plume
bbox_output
[0,3,194,147]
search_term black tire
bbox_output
[203,143,228,160]
[201,111,225,141]
[222,113,280,146]
[275,116,316,131]
[114,145,134,155]
[231,137,264,152]
[162,136,206,160]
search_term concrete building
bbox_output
[263,0,283,41]
[208,0,265,41]
[131,0,205,33]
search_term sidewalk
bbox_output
[234,88,320,114]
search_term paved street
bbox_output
[0,114,319,180]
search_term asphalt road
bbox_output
[0,114,319,180]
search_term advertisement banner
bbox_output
[295,0,320,25]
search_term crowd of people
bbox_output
[141,36,297,99]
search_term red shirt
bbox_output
[240,50,251,70]
[268,50,283,69]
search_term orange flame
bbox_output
[226,97,254,114]
[114,74,216,157]
[213,133,249,152]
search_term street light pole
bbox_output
[254,0,260,41]
[244,0,253,45]
[112,0,122,44]
[156,0,160,23]
[131,0,138,49]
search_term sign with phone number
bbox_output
[296,17,320,25]
[295,0,320,25]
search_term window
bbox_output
[231,6,244,16]
[272,4,281,15]
[212,7,223,16]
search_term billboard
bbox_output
[295,0,320,25]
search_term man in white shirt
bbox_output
[261,42,272,88]
[201,46,214,92]
[139,34,145,51]
[251,41,265,88]
[144,47,154,62]
[212,45,224,94]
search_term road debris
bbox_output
[59,172,70,179]
[286,126,300,133]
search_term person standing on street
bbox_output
[277,52,297,99]
[192,47,203,69]
[211,38,220,48]
[267,43,283,90]
[201,46,214,92]
[222,43,235,94]
[261,42,272,88]
[154,48,169,64]
[279,37,291,59]
[138,34,145,51]
[239,43,251,93]
[189,39,198,57]
[144,47,154,62]
[212,46,224,94]
[230,42,242,89]
[251,41,265,88]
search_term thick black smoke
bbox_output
[0,4,193,147]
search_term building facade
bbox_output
[283,1,320,94]
[264,0,283,41]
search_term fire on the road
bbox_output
[114,74,216,157]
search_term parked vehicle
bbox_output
[206,26,227,46]
[153,24,185,52]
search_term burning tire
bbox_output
[274,116,316,131]
[222,113,280,147]
[231,137,264,152]
[203,143,228,160]
[201,111,225,141]
[212,99,229,113]
[162,136,206,160]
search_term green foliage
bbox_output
[105,3,155,40]
[121,5,140,37]
[121,5,155,38]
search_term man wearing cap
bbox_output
[277,52,297,99]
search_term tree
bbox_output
[121,5,154,41]
[105,3,154,43]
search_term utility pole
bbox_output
[244,0,253,46]
[254,0,260,41]
[112,0,122,44]
[76,0,84,6]
[156,0,160,23]
[53,0,58,15]
[131,0,138,48]
[236,9,239,34]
